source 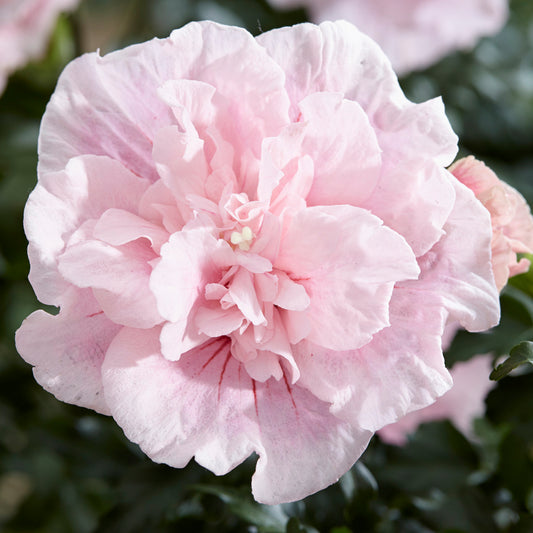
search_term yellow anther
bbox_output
[230,226,254,251]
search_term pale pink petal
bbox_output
[258,21,457,168]
[102,330,254,471]
[257,122,307,205]
[243,351,284,382]
[299,92,381,207]
[150,227,222,323]
[276,205,420,350]
[157,79,217,134]
[378,354,496,445]
[273,271,310,311]
[375,97,459,168]
[233,251,273,274]
[38,22,289,179]
[238,309,300,383]
[414,175,500,331]
[138,180,184,233]
[152,125,208,222]
[295,289,452,431]
[251,377,372,504]
[58,239,161,329]
[228,269,266,326]
[15,288,120,414]
[25,155,150,305]
[93,208,169,253]
[257,21,401,123]
[280,308,311,344]
[159,319,208,362]
[102,327,372,505]
[195,305,245,337]
[363,162,456,257]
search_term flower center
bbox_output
[230,225,254,251]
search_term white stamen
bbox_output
[230,226,253,251]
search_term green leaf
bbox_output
[445,286,533,367]
[490,341,533,381]
[190,484,288,532]
[377,422,477,494]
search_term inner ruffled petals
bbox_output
[194,256,311,374]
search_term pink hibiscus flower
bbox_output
[0,0,80,94]
[269,0,508,75]
[450,156,533,292]
[15,21,500,504]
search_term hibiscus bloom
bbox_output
[0,0,80,94]
[450,156,533,291]
[15,21,500,504]
[269,0,508,75]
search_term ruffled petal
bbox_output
[414,175,500,331]
[150,227,222,324]
[251,376,372,504]
[152,125,208,222]
[378,354,496,445]
[15,289,121,414]
[258,20,458,167]
[25,155,150,305]
[102,330,256,472]
[58,239,161,329]
[276,205,420,350]
[363,162,456,257]
[294,289,453,432]
[38,22,289,180]
[102,327,372,505]
[93,208,169,253]
[299,92,381,207]
[257,21,402,122]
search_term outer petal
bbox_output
[276,205,420,350]
[102,328,372,505]
[251,377,372,504]
[414,175,500,332]
[25,155,150,305]
[363,162,456,257]
[378,354,496,445]
[102,330,257,471]
[15,288,121,414]
[295,288,452,432]
[38,21,289,180]
[257,20,457,167]
[257,21,403,123]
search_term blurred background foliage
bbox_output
[0,0,532,531]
